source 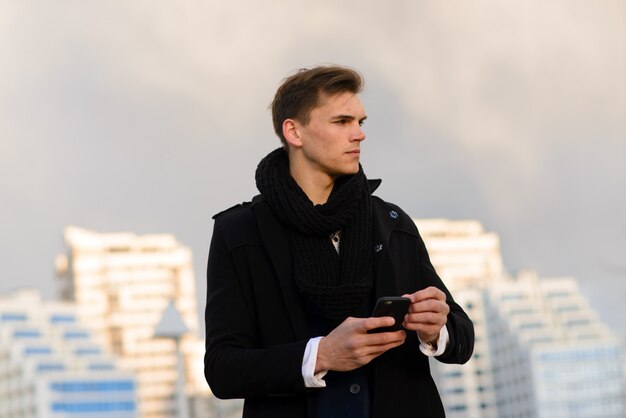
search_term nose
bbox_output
[352,123,366,142]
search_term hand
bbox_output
[402,287,449,345]
[316,317,406,373]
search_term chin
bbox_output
[336,165,360,177]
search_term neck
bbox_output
[289,161,335,206]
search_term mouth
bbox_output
[346,149,360,155]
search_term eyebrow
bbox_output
[331,114,368,122]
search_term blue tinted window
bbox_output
[446,387,465,394]
[14,329,41,338]
[540,346,620,362]
[519,322,542,330]
[50,314,76,324]
[1,313,27,322]
[449,405,467,411]
[63,331,90,339]
[50,380,135,392]
[51,401,135,412]
[75,347,101,356]
[37,363,65,372]
[89,363,114,371]
[24,347,52,355]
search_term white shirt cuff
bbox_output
[302,337,327,388]
[418,325,449,357]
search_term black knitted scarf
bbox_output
[255,148,373,322]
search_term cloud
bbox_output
[0,0,624,335]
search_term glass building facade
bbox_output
[0,289,138,418]
[56,226,212,418]
[415,218,626,418]
[486,274,625,418]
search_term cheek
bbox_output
[313,137,333,156]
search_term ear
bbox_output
[282,119,303,148]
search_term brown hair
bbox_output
[271,65,364,146]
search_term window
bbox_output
[37,363,65,372]
[449,405,467,411]
[546,291,570,298]
[519,322,542,330]
[89,363,114,371]
[446,387,465,394]
[63,331,90,339]
[50,380,135,393]
[24,347,52,355]
[51,401,135,412]
[13,329,41,338]
[75,347,101,356]
[565,319,590,327]
[50,314,76,324]
[1,312,27,322]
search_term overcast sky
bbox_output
[1,0,624,339]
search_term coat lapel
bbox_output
[253,200,309,341]
[371,198,400,298]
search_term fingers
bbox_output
[342,316,404,340]
[403,303,449,328]
[403,287,449,316]
[356,318,407,346]
[361,316,396,332]
[317,317,407,372]
[404,286,446,304]
[406,299,447,315]
[353,331,407,359]
[401,287,449,341]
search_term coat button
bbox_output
[374,244,383,252]
[349,384,360,394]
[389,210,398,219]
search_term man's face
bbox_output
[293,91,367,179]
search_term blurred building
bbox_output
[56,226,213,418]
[486,272,625,418]
[415,218,626,418]
[414,218,505,418]
[414,219,505,290]
[0,289,137,418]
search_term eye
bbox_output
[358,120,366,127]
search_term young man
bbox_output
[205,65,474,418]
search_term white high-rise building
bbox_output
[56,226,211,418]
[413,219,505,290]
[0,289,138,418]
[414,218,506,418]
[486,272,625,418]
[414,218,625,418]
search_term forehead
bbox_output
[314,91,365,114]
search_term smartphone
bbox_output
[368,296,410,333]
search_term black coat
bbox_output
[205,186,474,418]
